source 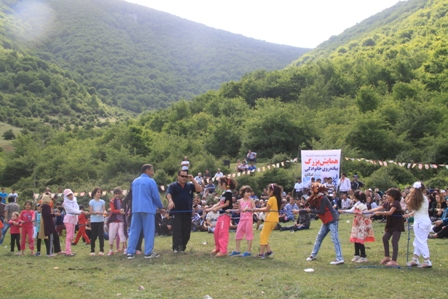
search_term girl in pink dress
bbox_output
[229,185,256,257]
[340,190,375,263]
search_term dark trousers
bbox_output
[354,242,366,258]
[433,225,448,238]
[36,238,42,253]
[383,231,401,261]
[10,233,20,252]
[172,213,191,251]
[44,233,62,254]
[90,222,104,253]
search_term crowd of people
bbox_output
[0,164,446,268]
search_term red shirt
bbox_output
[77,213,88,226]
[9,219,22,234]
[19,210,35,228]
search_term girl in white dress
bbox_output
[404,181,432,268]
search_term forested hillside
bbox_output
[1,0,307,113]
[2,0,448,197]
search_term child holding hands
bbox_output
[19,201,35,255]
[253,184,282,259]
[107,187,127,255]
[340,190,375,263]
[229,186,255,257]
[63,189,81,256]
[206,177,237,257]
[9,212,21,253]
[370,188,404,267]
[89,187,106,256]
[404,182,432,268]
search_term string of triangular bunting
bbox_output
[344,157,448,170]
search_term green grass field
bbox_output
[1,215,447,299]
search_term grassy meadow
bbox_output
[1,215,447,299]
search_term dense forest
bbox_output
[1,0,307,114]
[2,0,448,198]
[0,0,307,142]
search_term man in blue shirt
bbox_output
[0,188,7,204]
[127,164,164,259]
[167,170,202,253]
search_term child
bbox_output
[9,211,21,254]
[253,184,282,259]
[89,187,106,256]
[404,182,432,268]
[206,177,237,257]
[107,187,127,255]
[54,202,65,237]
[229,185,255,257]
[306,184,344,265]
[34,204,42,256]
[371,188,405,267]
[72,205,90,245]
[63,189,81,256]
[340,190,375,263]
[19,201,35,255]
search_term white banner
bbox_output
[301,149,341,188]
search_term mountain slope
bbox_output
[3,0,308,112]
[4,0,448,193]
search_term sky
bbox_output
[125,0,401,48]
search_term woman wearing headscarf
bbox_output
[39,195,62,256]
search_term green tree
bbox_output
[355,86,380,113]
[242,98,316,158]
[2,129,16,140]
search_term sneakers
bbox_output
[351,256,360,262]
[97,252,104,256]
[107,251,114,256]
[355,257,368,263]
[330,259,344,265]
[419,260,432,268]
[228,251,241,257]
[34,252,41,257]
[406,259,420,267]
[144,252,160,259]
[266,251,274,258]
[256,254,265,259]
[127,254,135,260]
[240,252,252,257]
[46,254,56,257]
[306,256,316,261]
